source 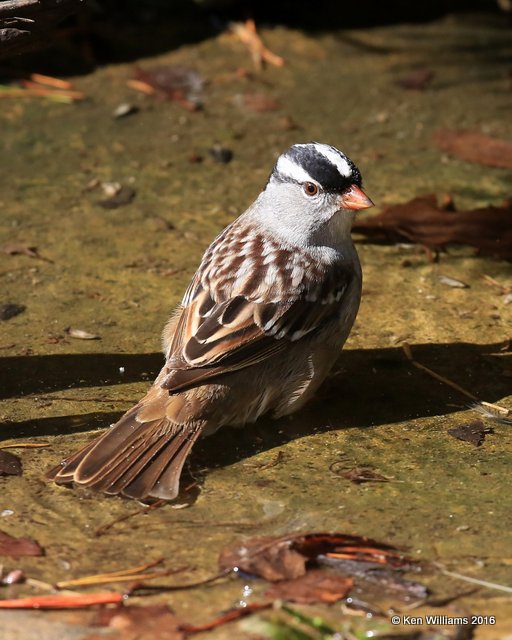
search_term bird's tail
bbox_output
[46,403,202,501]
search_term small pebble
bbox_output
[112,103,139,119]
[209,145,233,164]
[101,181,122,197]
[98,186,136,209]
[438,274,469,288]
[65,327,101,340]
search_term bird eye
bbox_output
[303,182,318,196]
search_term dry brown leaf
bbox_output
[2,243,40,258]
[448,420,490,447]
[353,194,512,260]
[219,535,306,581]
[0,304,26,321]
[0,450,22,476]
[131,66,203,111]
[333,465,390,484]
[91,604,184,640]
[0,530,44,558]
[433,129,512,168]
[265,569,353,604]
[219,532,410,582]
[243,93,280,112]
[395,68,434,90]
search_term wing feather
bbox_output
[161,233,355,395]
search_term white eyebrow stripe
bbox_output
[312,143,351,178]
[275,155,316,184]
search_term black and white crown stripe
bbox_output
[271,142,362,192]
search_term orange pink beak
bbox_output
[339,184,374,211]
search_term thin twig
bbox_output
[402,342,509,416]
[481,274,512,294]
[94,499,166,537]
[434,563,512,594]
[56,565,188,590]
[30,73,72,90]
[0,442,49,449]
[0,592,124,609]
[131,569,232,593]
[55,558,165,588]
[180,602,272,633]
[230,19,285,69]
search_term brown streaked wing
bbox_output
[161,261,354,394]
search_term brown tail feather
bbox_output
[73,418,164,485]
[122,428,201,500]
[84,426,169,494]
[46,405,203,501]
[46,438,98,482]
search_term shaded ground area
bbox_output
[0,10,511,639]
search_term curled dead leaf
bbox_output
[353,194,512,260]
[433,129,512,168]
[219,531,411,582]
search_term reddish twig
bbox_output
[0,592,124,609]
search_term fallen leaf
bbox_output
[294,533,409,568]
[1,243,39,258]
[353,194,512,260]
[243,93,280,112]
[1,569,25,585]
[448,420,490,447]
[132,65,204,111]
[395,68,434,90]
[0,304,26,321]
[220,535,307,581]
[334,466,390,484]
[91,604,184,640]
[0,451,22,476]
[1,243,52,262]
[265,569,353,604]
[278,115,300,131]
[433,129,512,168]
[65,328,101,340]
[0,530,44,558]
[219,532,411,582]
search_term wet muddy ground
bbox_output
[1,11,512,639]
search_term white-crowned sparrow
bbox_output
[47,142,373,501]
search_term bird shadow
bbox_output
[1,341,508,452]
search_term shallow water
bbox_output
[1,12,512,639]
